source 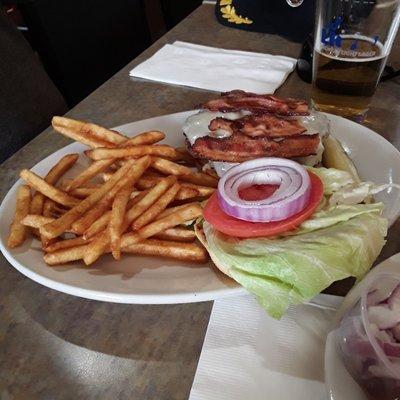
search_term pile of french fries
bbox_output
[7,116,218,266]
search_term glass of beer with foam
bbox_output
[311,0,400,122]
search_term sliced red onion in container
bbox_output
[367,284,397,306]
[337,274,400,399]
[367,304,400,329]
[392,324,400,342]
[383,342,400,358]
[217,158,311,222]
[370,323,396,344]
[388,284,400,312]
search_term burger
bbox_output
[183,90,330,177]
[184,90,390,319]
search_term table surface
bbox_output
[1,4,400,399]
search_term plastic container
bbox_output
[336,274,400,400]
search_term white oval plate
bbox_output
[1,111,400,304]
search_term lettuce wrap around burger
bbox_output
[196,167,388,319]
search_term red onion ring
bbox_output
[217,158,311,222]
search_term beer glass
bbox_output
[311,0,400,121]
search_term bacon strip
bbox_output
[209,115,307,138]
[189,133,319,163]
[208,118,235,135]
[203,90,309,116]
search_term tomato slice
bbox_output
[203,171,324,238]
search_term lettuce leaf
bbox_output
[308,167,354,194]
[291,203,384,235]
[329,182,400,206]
[309,166,400,206]
[203,204,387,319]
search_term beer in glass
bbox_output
[311,0,400,121]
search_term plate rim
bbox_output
[1,110,399,304]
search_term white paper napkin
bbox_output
[189,293,343,400]
[129,41,297,94]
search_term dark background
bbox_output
[0,0,201,162]
[2,0,202,107]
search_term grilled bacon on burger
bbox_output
[183,90,329,176]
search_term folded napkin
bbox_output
[129,41,297,93]
[189,293,342,400]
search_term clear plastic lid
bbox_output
[326,253,400,400]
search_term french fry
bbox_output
[44,244,89,265]
[60,181,101,194]
[102,172,113,182]
[11,114,214,267]
[7,185,31,248]
[134,176,155,190]
[109,187,132,260]
[131,182,180,230]
[54,118,169,152]
[85,145,178,161]
[44,236,92,253]
[83,191,148,239]
[30,192,45,236]
[203,167,219,179]
[105,167,158,183]
[109,161,122,171]
[121,203,203,248]
[151,156,193,175]
[45,232,204,265]
[69,187,97,198]
[175,147,196,166]
[136,176,213,198]
[151,157,218,188]
[43,154,80,184]
[83,230,110,265]
[43,198,66,218]
[64,159,115,191]
[20,215,54,229]
[178,172,218,188]
[110,159,130,168]
[73,182,101,189]
[40,157,148,239]
[142,171,165,179]
[79,125,126,145]
[129,190,150,203]
[42,199,54,217]
[42,235,190,264]
[153,227,196,242]
[125,176,176,224]
[83,177,176,264]
[175,187,199,200]
[109,165,163,180]
[122,239,207,263]
[52,204,68,216]
[155,203,198,220]
[41,199,59,247]
[71,157,151,235]
[136,176,182,190]
[87,193,193,231]
[83,210,111,239]
[52,117,127,147]
[178,183,215,197]
[20,214,74,237]
[29,193,46,216]
[20,169,80,208]
[30,153,79,215]
[120,131,165,147]
[52,116,117,148]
